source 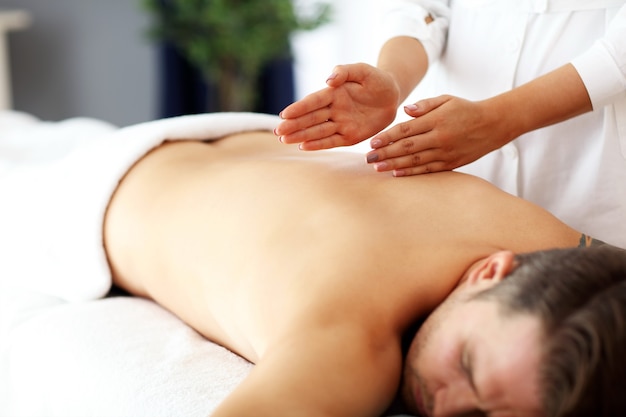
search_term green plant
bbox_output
[142,0,331,111]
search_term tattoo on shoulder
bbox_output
[578,234,607,248]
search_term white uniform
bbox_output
[381,0,626,248]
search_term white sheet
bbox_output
[0,111,271,417]
[1,290,252,417]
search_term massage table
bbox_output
[0,111,410,417]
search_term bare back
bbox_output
[103,131,580,416]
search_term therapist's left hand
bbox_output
[366,95,511,176]
[275,63,399,150]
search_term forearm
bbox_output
[377,36,430,106]
[377,0,450,104]
[482,63,593,145]
[211,332,401,417]
[488,4,625,141]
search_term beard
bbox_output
[401,289,466,416]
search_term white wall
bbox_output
[291,0,383,99]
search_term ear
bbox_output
[467,251,516,285]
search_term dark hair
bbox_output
[475,246,626,417]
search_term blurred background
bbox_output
[1,0,381,127]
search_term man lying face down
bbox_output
[102,129,626,417]
[400,247,626,417]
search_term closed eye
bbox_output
[461,346,477,393]
[460,346,488,417]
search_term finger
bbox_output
[280,88,333,120]
[367,133,438,165]
[275,107,333,137]
[299,132,349,151]
[370,119,431,149]
[371,148,440,172]
[404,95,451,117]
[392,161,451,177]
[281,121,336,147]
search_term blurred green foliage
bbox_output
[142,0,331,110]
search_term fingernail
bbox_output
[279,111,284,118]
[371,139,382,148]
[326,73,338,82]
[273,128,279,136]
[374,162,388,171]
[278,136,285,143]
[404,104,419,112]
[366,153,379,163]
[393,170,406,177]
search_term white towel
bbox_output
[2,295,253,417]
[0,112,280,302]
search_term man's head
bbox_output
[402,246,626,417]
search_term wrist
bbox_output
[377,37,429,105]
[480,94,525,148]
[383,69,404,108]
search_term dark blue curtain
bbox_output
[157,41,295,118]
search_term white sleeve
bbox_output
[571,5,626,109]
[378,0,451,65]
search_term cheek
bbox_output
[406,316,442,382]
[406,310,462,389]
[403,319,459,415]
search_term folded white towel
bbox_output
[0,112,280,302]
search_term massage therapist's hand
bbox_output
[275,63,399,150]
[366,95,511,176]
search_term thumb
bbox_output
[326,63,370,87]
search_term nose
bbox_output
[431,381,480,417]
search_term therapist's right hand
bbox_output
[275,63,399,150]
